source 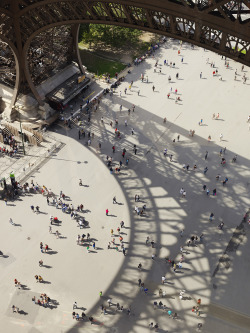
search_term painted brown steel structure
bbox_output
[0,0,250,113]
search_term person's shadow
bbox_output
[18,310,28,315]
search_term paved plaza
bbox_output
[0,40,250,333]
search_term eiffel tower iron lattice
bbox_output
[0,0,250,120]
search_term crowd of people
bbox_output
[2,37,249,332]
[0,132,20,157]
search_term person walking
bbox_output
[106,209,109,216]
[205,151,208,160]
[209,213,214,222]
[9,218,14,225]
[218,222,224,230]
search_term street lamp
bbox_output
[16,105,26,155]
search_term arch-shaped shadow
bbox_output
[51,88,250,332]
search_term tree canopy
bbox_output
[79,24,142,47]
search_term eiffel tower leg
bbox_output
[71,24,85,75]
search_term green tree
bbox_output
[79,24,142,47]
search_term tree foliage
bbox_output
[79,24,142,47]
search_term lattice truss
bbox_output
[27,26,74,86]
[0,1,248,43]
[0,0,249,90]
[0,40,16,88]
